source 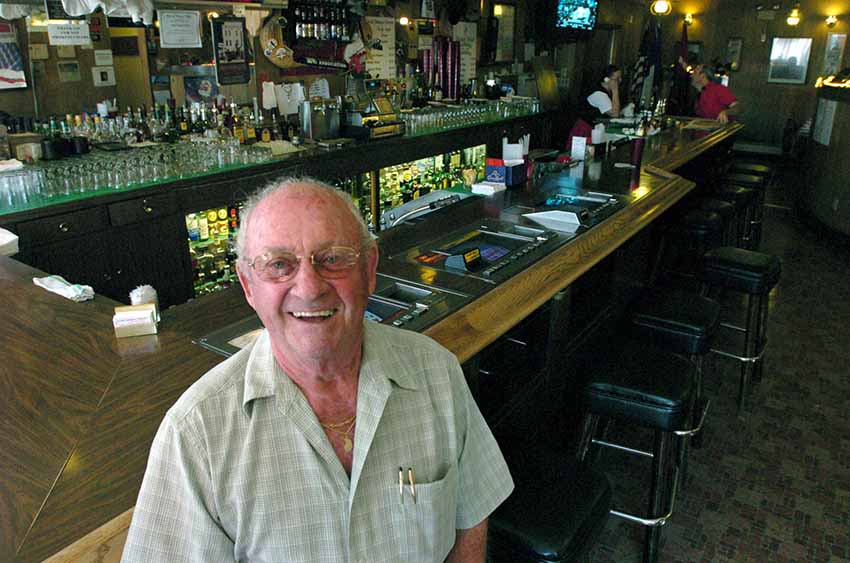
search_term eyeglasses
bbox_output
[245,246,362,282]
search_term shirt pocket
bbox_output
[389,463,459,562]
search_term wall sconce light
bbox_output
[649,0,673,16]
[684,13,694,25]
[826,15,838,27]
[786,3,801,26]
[398,16,410,26]
[206,10,220,22]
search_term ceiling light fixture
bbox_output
[826,15,838,27]
[649,0,673,16]
[786,3,801,26]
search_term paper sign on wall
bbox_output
[94,49,113,66]
[47,23,91,46]
[364,16,396,79]
[57,45,75,58]
[158,10,202,49]
[452,22,477,85]
[92,65,116,86]
[29,43,49,60]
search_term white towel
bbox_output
[33,275,94,302]
[0,228,19,256]
[0,159,24,172]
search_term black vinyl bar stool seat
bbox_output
[693,198,736,246]
[489,450,612,563]
[630,287,721,356]
[671,209,724,245]
[711,185,758,248]
[721,172,766,189]
[700,247,782,412]
[729,162,772,177]
[578,345,695,563]
[701,247,781,294]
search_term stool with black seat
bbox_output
[710,184,757,248]
[721,172,768,249]
[629,286,719,454]
[576,344,695,563]
[649,209,724,284]
[699,247,782,413]
[728,161,773,179]
[691,197,736,246]
[488,448,612,563]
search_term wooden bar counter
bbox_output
[0,120,742,562]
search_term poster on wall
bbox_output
[185,76,219,104]
[158,10,202,49]
[47,22,92,46]
[212,17,250,85]
[0,22,27,90]
[813,98,836,146]
[822,33,847,76]
[452,21,477,86]
[767,37,812,84]
[363,16,395,79]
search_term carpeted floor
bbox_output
[585,161,850,562]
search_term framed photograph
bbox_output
[822,33,847,76]
[768,37,812,84]
[211,16,250,86]
[726,37,743,71]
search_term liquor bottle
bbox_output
[137,106,152,140]
[243,111,257,145]
[231,109,245,144]
[216,207,229,237]
[177,106,190,134]
[198,212,210,241]
[186,213,200,241]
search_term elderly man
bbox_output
[691,64,739,124]
[122,178,513,562]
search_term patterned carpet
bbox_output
[585,163,850,562]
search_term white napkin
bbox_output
[0,159,24,172]
[33,275,95,302]
[0,228,19,256]
[275,83,305,116]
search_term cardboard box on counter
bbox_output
[113,303,158,338]
[485,157,527,186]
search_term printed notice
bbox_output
[158,10,202,49]
[364,16,396,80]
[47,23,92,46]
[94,49,113,66]
[813,98,836,146]
[92,66,116,86]
[452,22,477,86]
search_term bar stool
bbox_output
[650,209,724,284]
[722,173,768,249]
[629,286,719,452]
[728,162,773,179]
[489,449,612,563]
[711,184,757,248]
[577,344,695,563]
[692,197,736,247]
[700,247,782,412]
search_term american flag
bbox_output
[0,22,27,89]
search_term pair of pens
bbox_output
[398,467,416,504]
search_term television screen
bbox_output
[556,0,599,31]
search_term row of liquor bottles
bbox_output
[188,205,242,297]
[28,99,291,148]
[292,5,349,41]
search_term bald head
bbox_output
[236,177,374,262]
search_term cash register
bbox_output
[342,81,405,139]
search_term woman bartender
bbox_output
[586,65,622,117]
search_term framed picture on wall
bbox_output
[726,37,743,71]
[822,33,847,76]
[767,37,812,84]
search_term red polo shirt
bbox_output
[695,81,737,119]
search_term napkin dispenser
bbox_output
[299,97,341,141]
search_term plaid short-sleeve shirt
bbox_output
[122,321,514,563]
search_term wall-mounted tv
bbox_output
[555,0,599,31]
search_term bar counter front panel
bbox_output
[0,119,742,562]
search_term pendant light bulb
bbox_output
[649,0,673,16]
[786,4,801,26]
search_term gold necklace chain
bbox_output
[319,413,356,429]
[319,416,357,453]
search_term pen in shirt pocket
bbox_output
[398,467,416,504]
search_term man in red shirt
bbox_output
[691,65,739,123]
